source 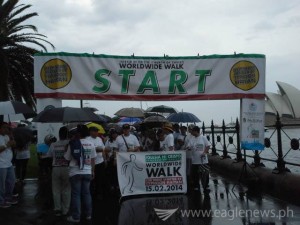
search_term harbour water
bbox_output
[215,128,300,173]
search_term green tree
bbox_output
[0,0,54,110]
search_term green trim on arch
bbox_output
[34,52,265,60]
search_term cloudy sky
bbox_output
[29,0,300,125]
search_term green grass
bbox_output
[26,144,39,178]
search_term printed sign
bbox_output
[34,53,266,101]
[240,98,265,150]
[117,151,187,197]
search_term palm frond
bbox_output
[7,3,31,21]
[7,12,38,30]
[7,25,37,36]
[0,0,54,105]
[0,0,18,22]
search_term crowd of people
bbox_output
[0,120,211,223]
[0,122,31,209]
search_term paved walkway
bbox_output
[1,172,300,225]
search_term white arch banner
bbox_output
[34,53,265,101]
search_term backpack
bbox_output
[69,138,85,170]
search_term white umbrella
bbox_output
[0,101,36,122]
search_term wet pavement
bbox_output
[1,172,300,225]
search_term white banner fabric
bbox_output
[117,151,187,197]
[240,98,265,150]
[36,98,62,144]
[34,53,265,101]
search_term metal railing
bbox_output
[202,113,300,174]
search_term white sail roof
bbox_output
[277,81,300,118]
[265,81,300,118]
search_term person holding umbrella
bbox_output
[13,125,32,184]
[161,123,175,151]
[86,126,106,200]
[187,126,210,192]
[64,125,96,223]
[0,122,17,208]
[105,129,119,193]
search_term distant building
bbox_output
[265,81,300,125]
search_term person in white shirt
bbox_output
[160,123,174,151]
[105,129,119,192]
[141,129,157,152]
[15,142,30,183]
[0,122,17,208]
[64,125,96,223]
[105,129,119,161]
[184,124,194,180]
[172,123,181,144]
[13,125,32,184]
[175,125,187,150]
[47,126,70,216]
[116,124,140,152]
[86,126,105,199]
[187,126,210,192]
[175,134,185,150]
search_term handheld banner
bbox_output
[117,151,187,197]
[240,98,265,150]
[34,53,265,101]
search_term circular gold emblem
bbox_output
[40,58,72,90]
[230,61,259,91]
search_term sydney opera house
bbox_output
[265,81,300,125]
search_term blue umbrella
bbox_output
[167,112,201,123]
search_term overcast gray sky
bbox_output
[29,0,300,125]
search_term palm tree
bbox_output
[0,0,54,110]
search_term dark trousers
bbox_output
[15,159,29,181]
[191,164,210,190]
[105,159,119,192]
[94,162,106,197]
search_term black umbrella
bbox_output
[83,107,99,112]
[167,112,201,123]
[143,115,168,123]
[97,114,112,123]
[0,101,36,121]
[33,107,106,123]
[146,105,177,114]
[141,115,168,129]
